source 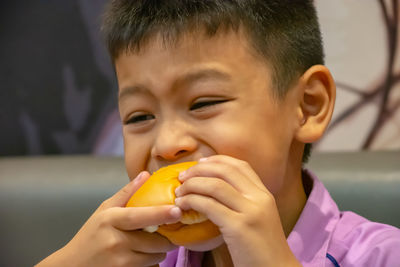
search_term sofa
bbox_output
[0,151,399,266]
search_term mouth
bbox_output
[147,160,193,174]
[147,154,214,174]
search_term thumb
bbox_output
[101,171,150,209]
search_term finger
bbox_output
[175,193,237,229]
[126,230,177,253]
[108,205,182,231]
[102,171,151,209]
[175,177,249,212]
[203,155,268,190]
[180,160,262,196]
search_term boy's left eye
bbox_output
[190,99,229,111]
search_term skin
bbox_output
[36,29,335,267]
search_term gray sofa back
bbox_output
[0,152,399,266]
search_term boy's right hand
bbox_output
[36,171,182,267]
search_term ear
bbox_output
[294,65,336,143]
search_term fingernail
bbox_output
[178,171,186,182]
[170,206,182,218]
[199,157,208,162]
[133,171,145,185]
[175,186,181,197]
[174,197,181,205]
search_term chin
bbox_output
[183,235,224,251]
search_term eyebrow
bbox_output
[118,85,149,102]
[118,68,232,101]
[177,68,232,86]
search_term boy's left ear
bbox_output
[294,65,336,143]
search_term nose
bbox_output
[151,119,197,162]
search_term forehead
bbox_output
[115,29,273,96]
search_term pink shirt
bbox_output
[160,170,400,267]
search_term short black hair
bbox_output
[102,0,323,163]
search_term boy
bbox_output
[38,0,400,266]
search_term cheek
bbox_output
[251,149,288,195]
[123,132,150,180]
[250,132,293,194]
[212,121,291,194]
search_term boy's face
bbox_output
[116,30,300,195]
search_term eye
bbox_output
[190,99,229,111]
[125,113,155,124]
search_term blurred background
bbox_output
[0,2,399,266]
[0,0,399,157]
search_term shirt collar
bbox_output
[287,169,341,265]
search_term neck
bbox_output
[276,142,308,237]
[277,173,307,237]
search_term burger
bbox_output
[126,161,221,247]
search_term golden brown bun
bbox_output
[126,162,220,246]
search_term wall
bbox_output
[316,0,400,151]
[1,0,398,156]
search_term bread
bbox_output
[126,162,220,246]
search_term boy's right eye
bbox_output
[125,113,155,124]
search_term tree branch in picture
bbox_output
[363,0,398,148]
[325,0,399,149]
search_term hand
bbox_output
[36,172,182,267]
[175,155,301,267]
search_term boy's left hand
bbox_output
[175,155,301,267]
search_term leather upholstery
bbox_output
[0,152,399,266]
